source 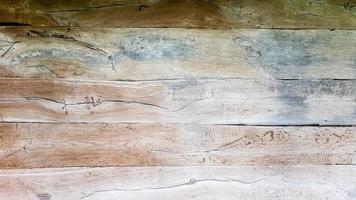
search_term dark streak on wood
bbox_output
[0,0,356,29]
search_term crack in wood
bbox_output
[27,30,116,71]
[13,97,168,110]
[1,41,20,57]
[78,178,263,200]
[26,65,60,78]
[40,3,130,13]
[293,11,339,20]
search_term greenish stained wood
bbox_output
[1,27,355,80]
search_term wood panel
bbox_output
[0,1,355,199]
[1,166,356,200]
[1,123,356,168]
[0,78,354,125]
[1,27,356,80]
[1,0,356,29]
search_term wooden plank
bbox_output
[1,0,356,29]
[1,123,355,168]
[0,78,354,125]
[1,27,356,80]
[1,166,356,199]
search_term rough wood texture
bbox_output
[1,166,356,200]
[0,78,354,125]
[1,2,356,198]
[1,0,356,29]
[1,27,356,80]
[1,123,355,168]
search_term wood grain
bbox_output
[1,27,356,80]
[1,123,355,168]
[0,1,355,198]
[0,78,354,125]
[1,166,356,200]
[1,0,356,29]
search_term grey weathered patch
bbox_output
[37,193,51,200]
[352,108,356,122]
[233,30,328,78]
[10,48,111,69]
[347,188,356,199]
[274,80,354,98]
[166,79,205,101]
[112,34,194,66]
[270,80,308,124]
[265,79,355,125]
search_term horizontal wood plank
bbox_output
[1,166,356,199]
[0,78,354,125]
[1,0,356,29]
[1,123,355,168]
[1,27,356,80]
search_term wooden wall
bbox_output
[0,0,355,199]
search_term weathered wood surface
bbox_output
[1,123,356,168]
[1,166,356,200]
[1,27,356,80]
[1,0,356,29]
[0,78,354,125]
[0,1,355,199]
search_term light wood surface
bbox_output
[1,166,356,200]
[0,78,354,125]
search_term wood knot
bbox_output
[139,5,148,11]
[37,193,51,200]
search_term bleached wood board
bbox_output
[1,166,356,200]
[1,27,356,80]
[0,78,354,125]
[1,123,355,168]
[1,0,356,29]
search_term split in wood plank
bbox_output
[1,27,356,80]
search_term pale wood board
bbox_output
[1,0,356,29]
[1,123,356,168]
[0,78,354,125]
[1,166,356,200]
[1,27,355,80]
